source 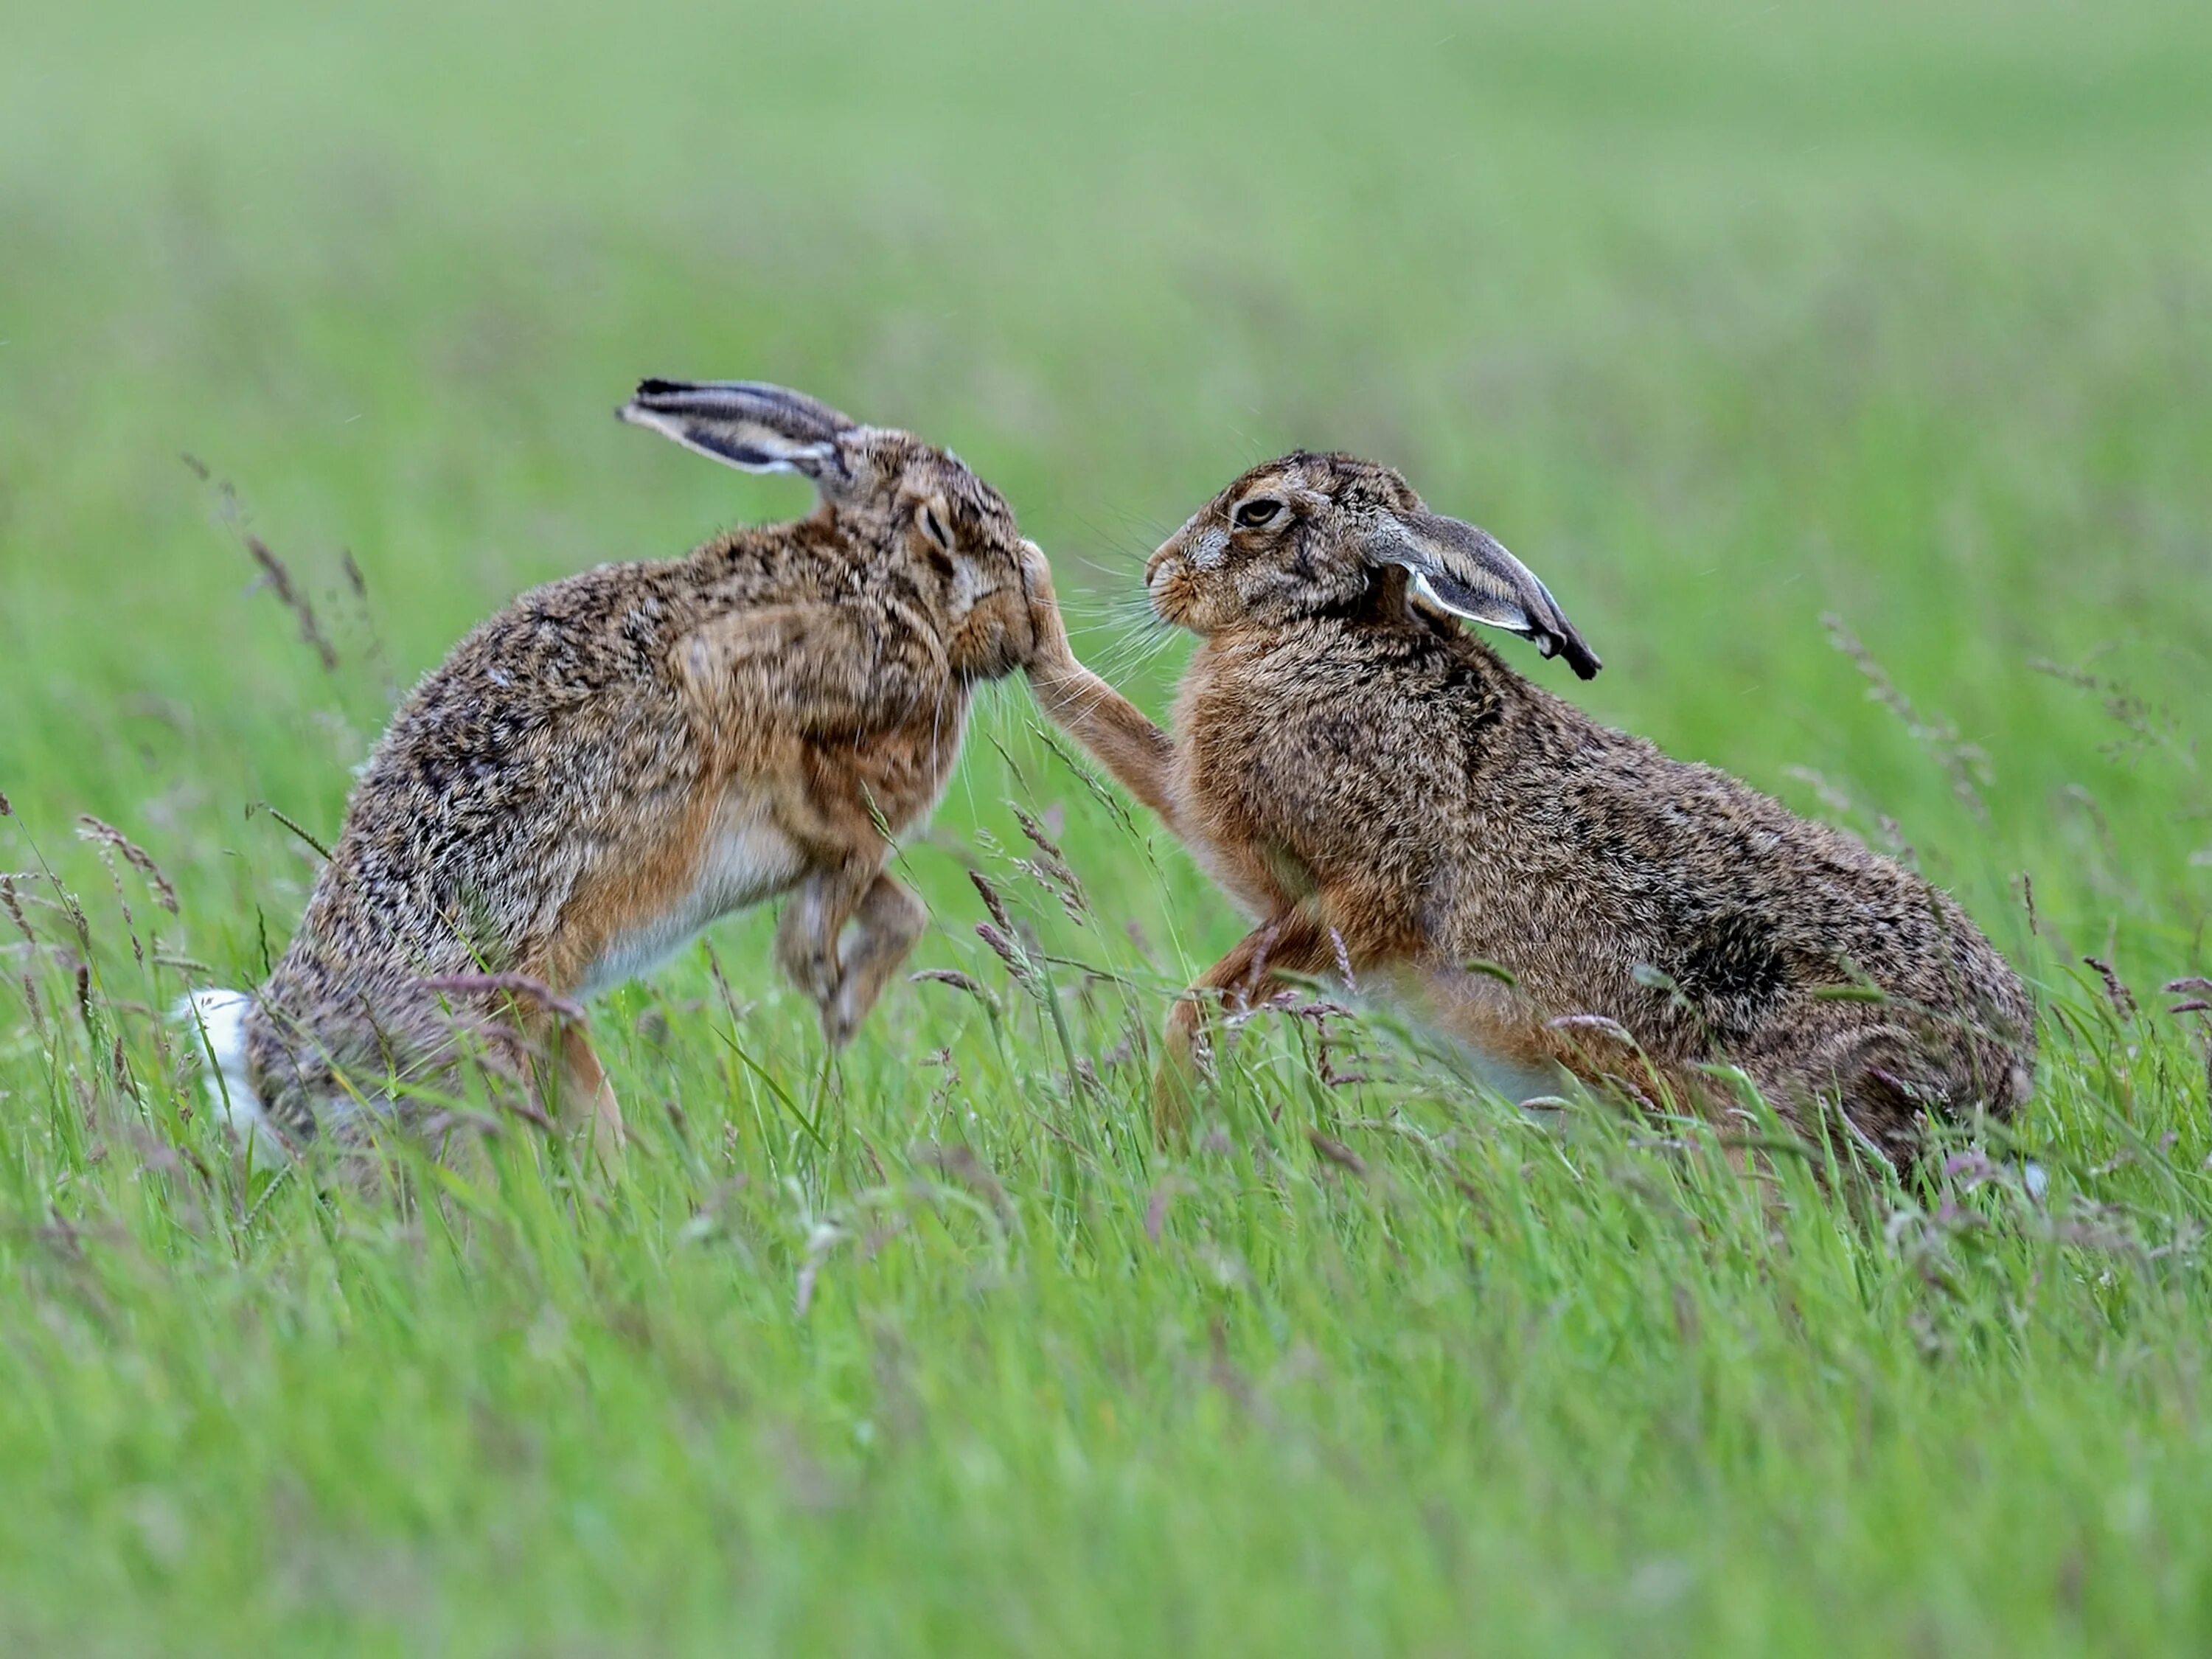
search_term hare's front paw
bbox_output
[1016,541,1077,674]
[773,894,844,1011]
[822,875,926,1046]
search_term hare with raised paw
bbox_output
[184,380,1042,1161]
[1023,452,2033,1163]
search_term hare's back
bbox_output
[311,564,724,965]
[1535,737,2022,1026]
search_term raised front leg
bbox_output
[774,858,883,1029]
[1019,545,1182,830]
[825,871,928,1044]
[776,857,927,1046]
[1155,905,1342,1142]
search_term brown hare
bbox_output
[1023,451,2034,1164]
[184,380,1042,1159]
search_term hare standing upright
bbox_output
[184,381,1041,1157]
[1024,452,2033,1162]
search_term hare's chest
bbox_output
[1178,667,1426,832]
[1163,742,1304,919]
[824,700,970,834]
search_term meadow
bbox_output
[3,0,2211,1651]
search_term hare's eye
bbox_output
[1234,498,1284,530]
[919,501,956,554]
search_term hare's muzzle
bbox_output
[1144,552,1194,626]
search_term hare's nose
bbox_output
[1144,552,1179,592]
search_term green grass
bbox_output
[4,0,2212,1651]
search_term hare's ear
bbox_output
[1371,512,1602,679]
[617,379,857,493]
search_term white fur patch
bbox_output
[1189,526,1231,571]
[949,553,986,622]
[174,989,290,1164]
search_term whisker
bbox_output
[1092,616,1182,684]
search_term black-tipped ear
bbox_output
[616,379,858,492]
[1371,512,1601,678]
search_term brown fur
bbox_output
[1025,453,2035,1161]
[231,382,1042,1151]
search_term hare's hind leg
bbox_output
[557,1023,627,1164]
[1157,908,1340,1144]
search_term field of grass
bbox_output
[4,0,2211,1651]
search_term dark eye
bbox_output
[1234,498,1284,529]
[919,501,955,555]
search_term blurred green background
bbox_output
[4,1,2212,1653]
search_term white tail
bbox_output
[175,990,289,1163]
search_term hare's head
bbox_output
[1146,451,1600,678]
[619,379,1040,680]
